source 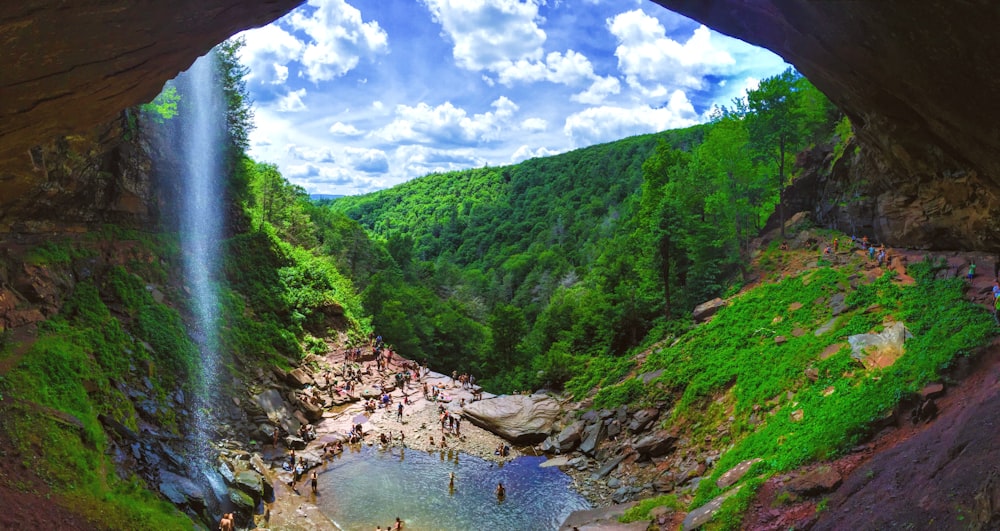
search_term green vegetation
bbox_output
[140,85,180,124]
[325,68,837,394]
[651,256,991,510]
[619,493,684,522]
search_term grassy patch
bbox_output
[619,493,684,523]
[636,258,991,511]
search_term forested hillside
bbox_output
[324,69,840,393]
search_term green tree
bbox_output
[488,303,527,367]
[215,37,254,151]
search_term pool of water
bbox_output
[314,445,589,531]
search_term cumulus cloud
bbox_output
[287,144,335,163]
[373,97,519,146]
[421,0,546,71]
[563,89,699,146]
[276,88,308,112]
[520,117,548,132]
[343,147,390,173]
[329,122,364,136]
[572,75,621,104]
[288,0,389,83]
[238,24,304,84]
[510,144,563,163]
[607,10,735,98]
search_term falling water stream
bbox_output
[179,53,224,472]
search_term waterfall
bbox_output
[179,53,224,469]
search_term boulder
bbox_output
[921,382,945,400]
[228,487,255,512]
[591,455,625,480]
[539,456,572,468]
[284,435,307,450]
[253,389,299,434]
[716,458,762,489]
[298,398,324,421]
[639,368,664,384]
[784,465,842,497]
[561,502,645,531]
[158,471,205,508]
[829,293,848,315]
[849,322,912,369]
[634,430,677,459]
[234,470,264,501]
[682,486,741,531]
[579,421,605,456]
[653,471,675,492]
[693,297,726,322]
[552,420,585,453]
[628,407,660,433]
[286,368,314,388]
[461,394,561,444]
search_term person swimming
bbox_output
[495,481,506,501]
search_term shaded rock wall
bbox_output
[654,1,1000,250]
[0,0,302,230]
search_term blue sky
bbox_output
[236,0,789,196]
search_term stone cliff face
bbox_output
[654,0,1000,250]
[0,0,302,231]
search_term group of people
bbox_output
[438,406,462,435]
[452,370,476,389]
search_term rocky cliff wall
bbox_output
[655,0,1000,250]
[0,0,301,232]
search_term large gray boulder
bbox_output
[693,297,726,322]
[579,421,605,456]
[634,430,678,459]
[462,394,561,444]
[553,420,585,453]
[253,389,299,434]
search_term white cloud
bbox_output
[343,147,390,173]
[273,64,289,84]
[510,144,563,163]
[563,89,699,146]
[287,144,335,163]
[421,0,546,71]
[395,144,486,176]
[329,122,364,136]
[277,88,308,112]
[289,0,389,83]
[521,117,548,132]
[373,97,519,145]
[572,75,621,104]
[608,10,735,98]
[238,24,304,84]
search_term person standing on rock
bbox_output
[310,470,318,494]
[397,402,404,422]
[969,261,977,280]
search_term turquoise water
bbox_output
[314,445,589,530]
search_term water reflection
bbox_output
[316,445,588,531]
